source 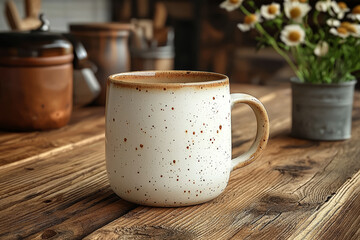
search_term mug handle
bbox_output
[230,93,270,171]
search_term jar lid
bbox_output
[0,31,73,58]
[70,22,133,31]
[0,15,72,57]
[70,22,132,37]
[0,15,73,66]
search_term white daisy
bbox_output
[330,26,349,38]
[220,0,243,12]
[284,2,311,23]
[315,0,332,12]
[314,41,329,57]
[260,3,281,20]
[340,22,360,38]
[237,13,261,32]
[326,18,341,27]
[280,24,306,46]
[347,5,360,22]
[329,1,350,19]
[284,0,308,3]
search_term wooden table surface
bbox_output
[1,83,359,240]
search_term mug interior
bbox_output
[109,71,228,85]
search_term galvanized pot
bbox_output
[291,78,357,141]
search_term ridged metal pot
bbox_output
[291,78,357,141]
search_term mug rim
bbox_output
[108,70,229,88]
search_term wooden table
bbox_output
[1,84,359,240]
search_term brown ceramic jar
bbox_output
[70,23,132,105]
[0,31,73,131]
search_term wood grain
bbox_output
[1,84,359,240]
[0,139,136,240]
[0,84,282,239]
[291,170,360,240]
[0,107,105,167]
[85,90,360,240]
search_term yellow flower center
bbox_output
[229,0,239,4]
[341,22,356,33]
[353,5,360,14]
[337,27,348,35]
[288,31,301,42]
[244,14,257,24]
[290,7,302,19]
[338,2,348,10]
[268,5,278,15]
[299,0,307,3]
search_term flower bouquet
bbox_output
[220,0,360,84]
[220,0,360,140]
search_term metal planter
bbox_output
[291,79,357,141]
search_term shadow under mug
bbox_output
[106,71,269,207]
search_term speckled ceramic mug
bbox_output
[106,71,269,207]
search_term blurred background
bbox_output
[0,0,298,86]
[0,0,358,131]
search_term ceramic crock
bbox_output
[0,29,73,131]
[70,23,132,105]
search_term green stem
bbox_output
[313,11,320,27]
[256,24,300,79]
[239,5,251,15]
[240,4,300,80]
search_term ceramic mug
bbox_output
[106,71,269,207]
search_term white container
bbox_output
[106,71,269,207]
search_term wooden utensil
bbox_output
[5,0,41,30]
[154,2,167,30]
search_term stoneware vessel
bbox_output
[106,71,269,207]
[0,25,73,131]
[70,23,132,105]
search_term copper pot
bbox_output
[70,23,132,105]
[0,29,73,131]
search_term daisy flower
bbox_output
[340,22,360,38]
[280,24,305,46]
[330,1,350,19]
[260,3,281,20]
[220,0,243,12]
[315,0,332,12]
[330,26,349,38]
[284,1,311,23]
[326,18,341,27]
[348,5,360,22]
[284,0,308,3]
[237,13,261,32]
[314,41,329,57]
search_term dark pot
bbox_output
[291,78,357,141]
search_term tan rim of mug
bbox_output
[108,71,229,90]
